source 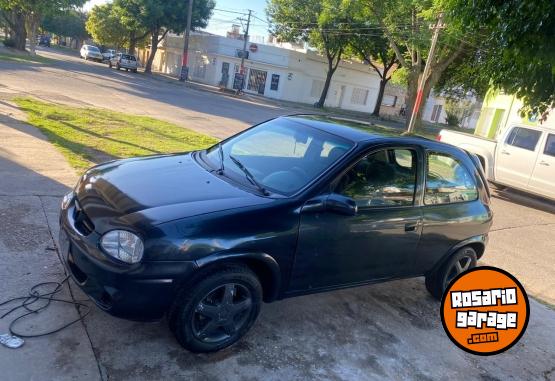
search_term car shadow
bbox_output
[491,185,555,215]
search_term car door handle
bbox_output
[501,150,511,155]
[539,161,550,166]
[405,222,419,232]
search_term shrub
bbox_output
[2,38,16,48]
[445,112,460,127]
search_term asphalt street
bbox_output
[0,47,554,380]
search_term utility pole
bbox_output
[179,0,194,81]
[237,9,252,91]
[406,13,445,134]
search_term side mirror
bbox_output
[326,193,358,216]
[301,194,357,216]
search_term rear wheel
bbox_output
[108,62,112,68]
[425,246,477,300]
[116,63,120,70]
[132,68,137,73]
[169,265,262,353]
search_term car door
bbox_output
[495,126,542,188]
[415,150,488,274]
[288,146,424,292]
[527,132,555,200]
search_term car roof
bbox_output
[282,114,464,153]
[282,115,419,142]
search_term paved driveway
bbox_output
[1,49,555,380]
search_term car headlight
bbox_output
[61,191,75,209]
[100,230,144,264]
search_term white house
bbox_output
[138,33,405,116]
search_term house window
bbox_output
[381,95,397,107]
[351,88,369,105]
[270,74,280,91]
[310,80,324,98]
[431,105,443,122]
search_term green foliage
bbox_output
[117,0,214,35]
[445,0,554,115]
[86,3,131,48]
[42,9,88,40]
[444,112,459,126]
[267,0,357,105]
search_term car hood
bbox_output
[75,153,272,232]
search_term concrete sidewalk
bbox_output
[0,103,101,380]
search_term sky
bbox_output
[83,0,270,40]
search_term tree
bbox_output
[370,0,479,130]
[117,0,214,74]
[0,7,27,50]
[267,0,356,108]
[445,0,554,118]
[0,0,85,53]
[43,9,89,48]
[347,9,400,117]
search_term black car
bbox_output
[59,115,493,352]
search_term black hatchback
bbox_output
[59,115,492,352]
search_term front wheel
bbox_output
[108,62,112,68]
[425,246,477,300]
[116,63,120,70]
[169,265,262,353]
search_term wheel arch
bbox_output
[427,235,487,276]
[194,252,281,303]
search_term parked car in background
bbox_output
[38,35,50,47]
[109,53,138,72]
[80,45,103,62]
[59,115,492,353]
[102,49,116,62]
[438,125,555,201]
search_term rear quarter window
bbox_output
[425,152,478,205]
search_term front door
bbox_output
[289,147,423,292]
[527,132,555,199]
[495,126,542,188]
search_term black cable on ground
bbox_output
[0,275,91,339]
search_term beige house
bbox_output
[138,32,406,116]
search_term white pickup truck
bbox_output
[438,125,555,201]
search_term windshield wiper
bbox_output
[217,143,224,174]
[229,154,269,196]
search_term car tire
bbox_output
[116,63,120,70]
[168,265,262,353]
[425,246,477,300]
[109,62,112,68]
[132,69,137,73]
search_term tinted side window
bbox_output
[505,127,542,151]
[425,152,478,205]
[335,149,417,208]
[544,134,555,157]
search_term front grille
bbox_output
[73,200,95,235]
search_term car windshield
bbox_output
[89,46,100,52]
[205,119,354,195]
[121,54,136,61]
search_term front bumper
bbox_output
[59,200,196,321]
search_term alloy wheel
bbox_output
[191,283,253,343]
[444,255,473,289]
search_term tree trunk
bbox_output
[404,69,421,129]
[144,30,159,74]
[128,33,136,55]
[12,12,27,51]
[316,56,339,108]
[26,13,40,55]
[372,79,388,117]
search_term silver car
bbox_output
[80,45,103,62]
[109,53,138,73]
